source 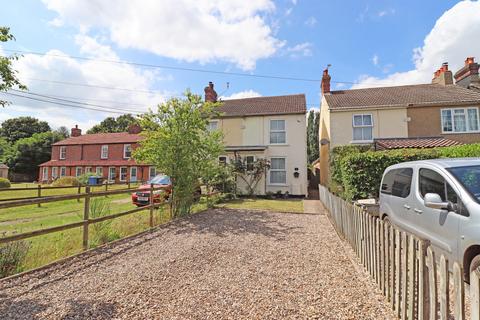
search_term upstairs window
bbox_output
[101,145,109,159]
[352,114,373,142]
[60,146,66,159]
[123,144,132,159]
[441,108,479,133]
[270,120,286,144]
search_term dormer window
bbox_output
[101,145,109,159]
[123,144,132,159]
[59,146,66,159]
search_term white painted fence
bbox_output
[319,184,480,320]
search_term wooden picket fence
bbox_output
[319,184,480,320]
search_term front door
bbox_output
[414,167,464,262]
[130,167,137,182]
[108,167,116,182]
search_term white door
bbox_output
[130,167,137,182]
[108,167,116,182]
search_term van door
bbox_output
[380,167,414,231]
[414,167,462,262]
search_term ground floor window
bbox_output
[130,167,137,182]
[246,155,255,171]
[149,166,156,180]
[96,167,103,177]
[108,167,116,181]
[42,167,48,181]
[120,167,128,181]
[219,156,228,164]
[75,167,82,177]
[52,167,58,179]
[60,167,66,177]
[270,157,286,185]
[85,167,92,173]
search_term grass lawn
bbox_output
[218,198,304,213]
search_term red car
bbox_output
[132,175,172,207]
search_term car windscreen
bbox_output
[447,165,480,202]
[149,175,171,185]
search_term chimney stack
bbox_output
[432,62,454,86]
[204,81,218,102]
[71,125,82,137]
[128,123,142,134]
[321,68,331,94]
[454,57,480,88]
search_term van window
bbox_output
[381,168,413,198]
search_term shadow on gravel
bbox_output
[173,209,302,240]
[0,297,48,319]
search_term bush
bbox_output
[77,172,97,185]
[51,176,80,187]
[89,198,120,247]
[0,240,29,278]
[0,178,11,188]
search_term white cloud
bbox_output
[286,42,313,58]
[378,8,395,17]
[304,16,317,27]
[42,0,284,71]
[372,54,379,66]
[291,0,298,5]
[221,90,261,100]
[1,36,170,130]
[353,0,480,89]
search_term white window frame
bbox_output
[75,167,82,177]
[245,155,256,172]
[108,167,116,181]
[52,167,58,179]
[85,167,92,173]
[130,166,138,182]
[208,120,219,132]
[352,114,374,143]
[149,166,156,180]
[269,157,287,185]
[96,167,103,177]
[269,119,287,144]
[59,146,66,160]
[42,167,48,181]
[60,167,66,177]
[119,167,128,182]
[441,107,480,134]
[123,144,132,159]
[101,145,109,159]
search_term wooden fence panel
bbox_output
[439,255,449,320]
[472,269,480,320]
[453,262,465,320]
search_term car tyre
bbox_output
[470,255,480,279]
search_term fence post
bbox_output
[426,247,438,320]
[439,254,449,320]
[471,269,480,320]
[77,185,81,203]
[149,183,154,228]
[418,240,430,320]
[37,185,41,207]
[401,232,408,320]
[452,262,465,320]
[82,186,90,251]
[105,182,108,198]
[128,179,131,190]
[407,235,416,320]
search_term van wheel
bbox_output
[470,255,480,278]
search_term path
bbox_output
[0,208,395,319]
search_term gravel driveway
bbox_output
[0,208,395,319]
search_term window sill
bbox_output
[269,143,289,146]
[350,140,373,144]
[441,131,480,134]
[268,183,288,187]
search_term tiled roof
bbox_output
[53,132,142,146]
[217,94,306,117]
[0,164,8,169]
[39,160,148,167]
[374,137,463,151]
[325,84,480,110]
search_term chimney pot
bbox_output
[466,57,475,65]
[432,62,453,85]
[321,68,331,94]
[71,125,82,137]
[455,56,479,87]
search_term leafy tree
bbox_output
[0,137,9,162]
[0,27,27,107]
[232,156,270,196]
[87,114,138,134]
[4,131,64,180]
[134,92,223,217]
[0,117,50,143]
[307,110,320,163]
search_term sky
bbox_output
[1,0,479,130]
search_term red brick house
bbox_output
[38,125,155,183]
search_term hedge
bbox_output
[51,176,80,187]
[329,145,372,185]
[337,143,480,200]
[0,178,11,189]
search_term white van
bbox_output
[379,158,480,281]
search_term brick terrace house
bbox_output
[38,125,156,183]
[319,57,480,184]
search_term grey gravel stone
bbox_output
[0,208,396,319]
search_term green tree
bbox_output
[307,110,320,163]
[232,156,270,196]
[0,137,9,162]
[307,110,314,163]
[134,92,223,217]
[4,131,64,180]
[0,117,51,144]
[55,126,70,138]
[87,114,138,134]
[0,27,27,107]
